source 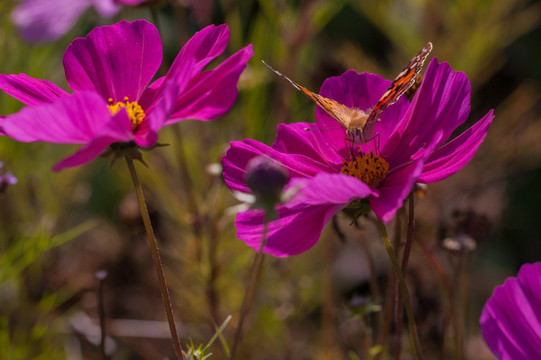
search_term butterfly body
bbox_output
[263,42,432,144]
[327,105,371,143]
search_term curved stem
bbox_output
[125,157,183,360]
[230,216,270,359]
[376,219,423,360]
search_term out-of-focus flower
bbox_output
[439,209,491,253]
[222,58,494,257]
[480,262,541,360]
[0,161,17,194]
[11,0,155,43]
[178,0,214,25]
[0,20,253,171]
[243,156,289,216]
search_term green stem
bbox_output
[230,216,270,360]
[125,157,183,360]
[376,219,423,360]
[394,195,415,359]
[375,212,402,360]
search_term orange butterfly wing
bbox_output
[366,42,433,125]
[261,61,361,129]
[262,42,432,143]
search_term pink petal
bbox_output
[0,73,68,106]
[419,109,494,183]
[92,0,151,16]
[480,263,541,360]
[1,92,125,143]
[52,111,132,171]
[134,79,179,147]
[115,0,152,5]
[163,24,229,93]
[63,20,162,102]
[222,135,337,194]
[11,0,92,42]
[288,173,375,206]
[166,45,253,122]
[92,0,121,16]
[384,58,471,167]
[272,123,343,167]
[236,203,343,257]
[371,131,442,223]
[138,56,196,113]
[320,71,388,114]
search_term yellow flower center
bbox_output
[340,150,389,187]
[108,97,145,130]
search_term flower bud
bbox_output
[244,156,289,213]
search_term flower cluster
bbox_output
[222,59,494,257]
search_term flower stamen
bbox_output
[108,97,145,130]
[341,150,389,187]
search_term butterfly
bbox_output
[262,42,433,144]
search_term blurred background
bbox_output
[0,0,540,359]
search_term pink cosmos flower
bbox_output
[11,0,154,43]
[222,58,494,257]
[0,20,253,171]
[480,262,541,360]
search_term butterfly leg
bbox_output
[343,136,357,159]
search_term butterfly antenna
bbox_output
[261,60,303,92]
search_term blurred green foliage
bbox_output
[0,0,540,359]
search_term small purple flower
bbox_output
[11,0,154,43]
[0,161,17,194]
[480,262,541,360]
[0,20,253,171]
[222,58,494,257]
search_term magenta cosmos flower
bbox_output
[222,58,494,257]
[480,262,541,360]
[0,20,253,171]
[11,0,154,43]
